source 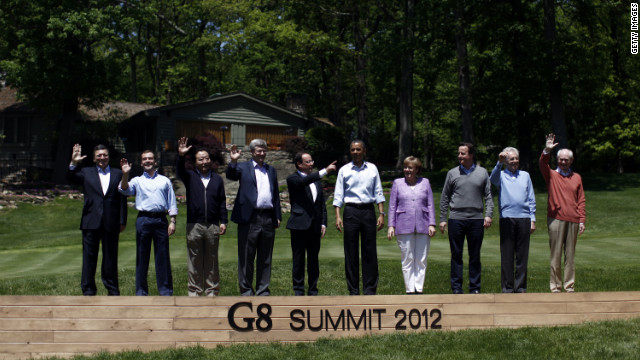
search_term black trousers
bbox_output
[81,226,119,296]
[237,210,275,296]
[448,219,484,293]
[499,217,531,293]
[343,204,378,295]
[290,223,321,295]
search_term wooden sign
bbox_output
[1,292,640,359]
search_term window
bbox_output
[0,116,30,145]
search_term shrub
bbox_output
[284,137,308,158]
[305,127,348,168]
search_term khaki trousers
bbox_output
[186,223,220,296]
[547,217,578,292]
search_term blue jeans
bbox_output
[448,219,484,292]
[135,215,173,296]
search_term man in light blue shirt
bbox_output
[119,150,178,296]
[490,147,536,293]
[333,140,385,295]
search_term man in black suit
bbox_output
[68,144,127,296]
[286,153,336,295]
[226,139,281,296]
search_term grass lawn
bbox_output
[0,172,639,359]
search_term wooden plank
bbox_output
[493,292,640,303]
[0,331,54,343]
[437,314,494,327]
[52,306,177,319]
[0,296,176,306]
[443,302,568,315]
[492,313,639,327]
[52,330,231,343]
[0,343,174,354]
[1,292,640,360]
[566,301,640,313]
[0,319,173,331]
[0,306,53,318]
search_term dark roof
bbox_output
[0,87,36,113]
[80,101,159,122]
[142,92,306,119]
[0,86,158,122]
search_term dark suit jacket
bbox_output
[286,171,327,233]
[68,166,128,231]
[226,160,281,224]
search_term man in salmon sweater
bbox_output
[539,133,586,293]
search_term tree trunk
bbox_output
[129,49,138,102]
[197,22,208,99]
[454,0,474,144]
[395,0,415,170]
[352,7,370,146]
[52,99,79,184]
[544,0,568,150]
[512,0,531,170]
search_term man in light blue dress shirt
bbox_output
[119,150,178,296]
[490,147,536,293]
[333,140,386,295]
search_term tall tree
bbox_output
[454,0,474,144]
[0,0,124,183]
[350,1,382,146]
[543,0,568,150]
[395,0,416,169]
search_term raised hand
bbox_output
[71,144,87,164]
[545,133,558,152]
[498,151,508,164]
[120,158,131,174]
[178,137,192,156]
[229,144,241,162]
[325,161,338,174]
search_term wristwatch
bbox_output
[379,211,386,216]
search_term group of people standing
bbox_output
[388,134,585,295]
[68,133,585,297]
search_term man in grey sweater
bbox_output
[439,142,493,294]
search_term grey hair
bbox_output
[557,148,574,159]
[502,147,519,157]
[249,139,268,151]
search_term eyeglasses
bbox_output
[304,160,314,164]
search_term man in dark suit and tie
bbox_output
[226,139,282,296]
[286,153,336,295]
[68,144,127,296]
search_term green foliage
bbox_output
[305,126,348,168]
[0,0,123,110]
[1,0,638,172]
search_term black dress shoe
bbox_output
[470,289,480,294]
[452,289,463,294]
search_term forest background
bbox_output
[1,0,638,175]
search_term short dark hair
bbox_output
[195,148,210,157]
[93,144,109,154]
[293,152,308,170]
[350,139,366,150]
[459,142,475,156]
[140,149,155,161]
